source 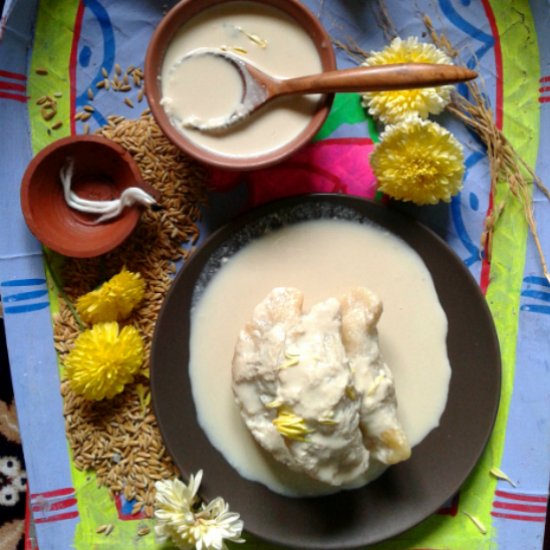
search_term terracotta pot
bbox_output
[20,135,155,258]
[144,0,336,171]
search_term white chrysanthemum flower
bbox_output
[362,37,454,124]
[155,470,202,511]
[193,498,244,550]
[154,471,244,550]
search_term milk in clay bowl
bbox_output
[151,195,501,549]
[145,0,336,169]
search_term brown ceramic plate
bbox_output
[151,194,501,549]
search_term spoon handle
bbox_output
[276,63,477,96]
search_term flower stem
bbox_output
[43,250,86,331]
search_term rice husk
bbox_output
[54,114,208,516]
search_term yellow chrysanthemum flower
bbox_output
[362,37,453,124]
[76,268,145,324]
[272,407,311,442]
[64,322,144,400]
[370,117,464,205]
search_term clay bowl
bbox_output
[21,135,155,258]
[145,0,336,171]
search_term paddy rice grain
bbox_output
[54,114,208,516]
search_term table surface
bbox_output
[0,0,549,549]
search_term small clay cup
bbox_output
[144,0,336,171]
[21,135,155,258]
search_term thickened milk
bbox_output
[189,219,452,497]
[160,1,323,158]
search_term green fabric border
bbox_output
[28,0,75,153]
[29,1,157,547]
[479,0,541,539]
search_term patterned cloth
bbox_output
[0,0,549,549]
[0,315,27,550]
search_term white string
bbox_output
[59,158,157,223]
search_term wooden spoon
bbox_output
[180,49,477,132]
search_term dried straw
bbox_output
[423,15,550,282]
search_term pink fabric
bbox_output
[208,138,378,206]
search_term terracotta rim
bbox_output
[144,0,336,171]
[20,135,151,258]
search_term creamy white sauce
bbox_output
[162,52,245,128]
[160,1,323,158]
[189,219,451,497]
[163,49,269,132]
